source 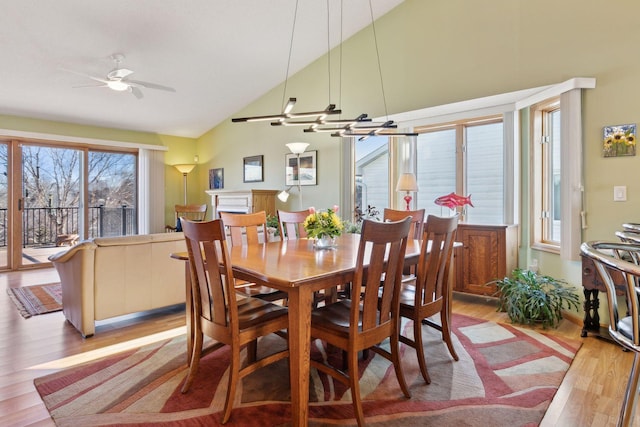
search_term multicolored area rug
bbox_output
[7,283,62,318]
[34,314,581,426]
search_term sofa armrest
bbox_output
[49,241,98,337]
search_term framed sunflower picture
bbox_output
[603,123,636,157]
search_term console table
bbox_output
[580,254,626,338]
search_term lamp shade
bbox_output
[396,173,418,192]
[174,164,196,174]
[286,142,309,154]
[277,190,290,202]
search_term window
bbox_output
[354,136,388,218]
[532,98,561,250]
[415,117,504,224]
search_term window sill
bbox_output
[531,242,560,255]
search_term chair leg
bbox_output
[414,319,431,384]
[440,310,459,361]
[222,348,241,424]
[390,329,411,398]
[181,331,204,393]
[619,352,640,427]
[348,349,366,427]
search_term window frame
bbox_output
[531,97,561,253]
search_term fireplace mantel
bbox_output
[205,189,278,218]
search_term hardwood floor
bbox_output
[0,268,637,426]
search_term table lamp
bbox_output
[396,173,418,211]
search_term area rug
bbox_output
[7,283,62,318]
[34,313,581,426]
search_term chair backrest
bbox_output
[181,218,237,335]
[383,208,425,239]
[581,241,640,349]
[277,209,310,240]
[220,211,269,246]
[414,215,459,308]
[175,204,208,223]
[351,217,411,336]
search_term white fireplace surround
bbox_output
[206,190,254,218]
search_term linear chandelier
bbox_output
[231,0,417,141]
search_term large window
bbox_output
[532,98,561,249]
[354,136,388,218]
[415,117,504,224]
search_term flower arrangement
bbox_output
[303,206,343,239]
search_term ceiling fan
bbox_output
[65,53,176,99]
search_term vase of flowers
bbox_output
[303,206,343,249]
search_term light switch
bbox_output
[614,186,627,202]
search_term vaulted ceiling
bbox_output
[0,0,405,138]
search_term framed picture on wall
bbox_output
[243,155,264,183]
[285,150,317,186]
[209,168,224,189]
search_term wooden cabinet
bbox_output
[454,224,518,296]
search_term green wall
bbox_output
[195,0,640,314]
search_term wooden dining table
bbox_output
[172,232,422,427]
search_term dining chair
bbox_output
[220,211,287,302]
[310,217,412,427]
[383,208,425,239]
[581,240,640,427]
[383,208,426,278]
[179,218,289,424]
[397,214,459,384]
[277,209,310,240]
[165,204,207,232]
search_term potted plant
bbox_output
[492,268,580,329]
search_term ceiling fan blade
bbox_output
[72,83,109,89]
[127,79,176,92]
[130,86,144,99]
[60,67,110,85]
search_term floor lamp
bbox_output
[396,173,418,211]
[280,142,309,210]
[174,164,196,205]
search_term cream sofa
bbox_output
[48,232,187,337]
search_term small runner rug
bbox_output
[34,313,581,427]
[7,283,62,318]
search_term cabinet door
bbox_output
[457,226,504,295]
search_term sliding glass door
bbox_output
[0,139,138,271]
[19,144,82,266]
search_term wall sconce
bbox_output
[396,172,418,211]
[174,164,196,205]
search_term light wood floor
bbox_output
[0,268,638,426]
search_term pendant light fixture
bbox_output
[231,0,417,141]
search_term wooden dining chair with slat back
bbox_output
[166,204,207,232]
[397,214,459,384]
[277,209,310,240]
[179,218,289,424]
[310,217,412,427]
[277,208,337,306]
[384,208,426,279]
[220,211,288,302]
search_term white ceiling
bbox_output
[0,0,405,139]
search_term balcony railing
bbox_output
[0,206,137,248]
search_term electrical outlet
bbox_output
[614,186,627,202]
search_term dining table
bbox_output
[172,232,423,427]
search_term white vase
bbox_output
[314,235,336,249]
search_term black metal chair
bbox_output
[581,241,640,427]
